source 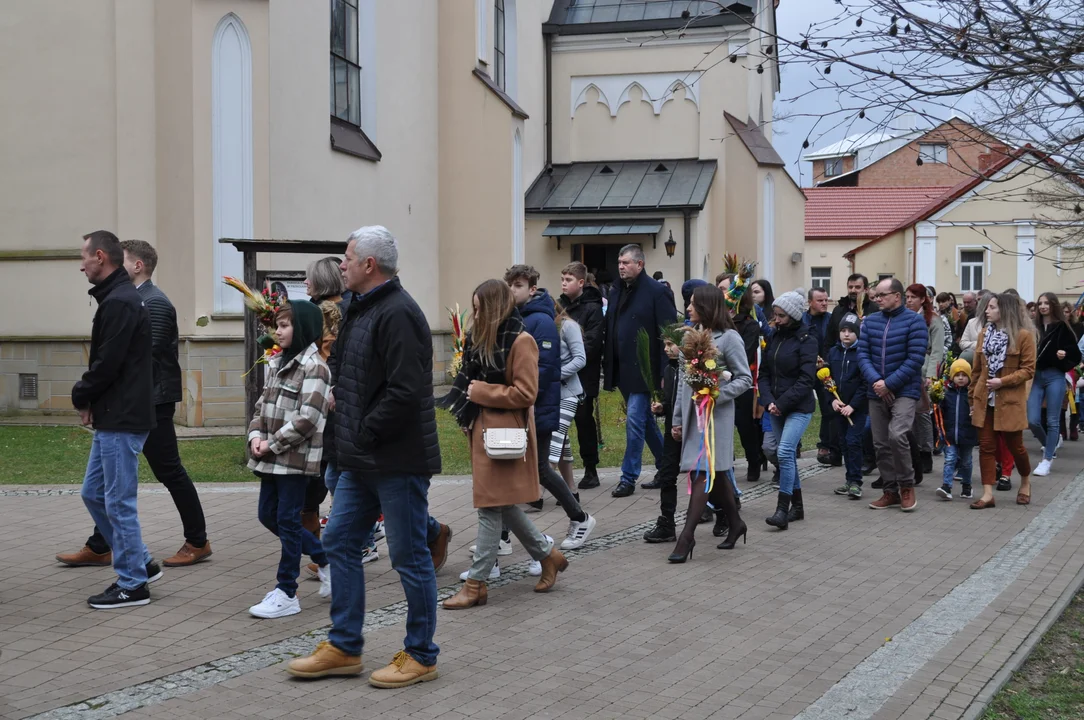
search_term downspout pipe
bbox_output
[544,32,553,167]
[683,210,692,281]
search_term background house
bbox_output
[0,0,802,424]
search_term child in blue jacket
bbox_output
[937,358,978,501]
[829,314,868,499]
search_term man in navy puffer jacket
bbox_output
[505,266,592,522]
[858,278,928,512]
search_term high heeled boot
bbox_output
[442,579,488,609]
[787,488,804,522]
[765,492,791,530]
[671,472,710,561]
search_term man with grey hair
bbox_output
[602,243,676,497]
[288,225,446,688]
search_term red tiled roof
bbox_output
[804,186,954,239]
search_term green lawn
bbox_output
[0,393,820,484]
[983,589,1084,720]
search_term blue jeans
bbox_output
[81,430,152,590]
[257,474,327,598]
[324,471,438,665]
[769,412,813,495]
[836,412,867,486]
[619,391,663,485]
[942,444,974,486]
[325,462,442,545]
[1028,367,1067,460]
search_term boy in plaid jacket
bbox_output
[247,300,332,619]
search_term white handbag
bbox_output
[481,410,529,460]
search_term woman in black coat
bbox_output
[732,292,764,482]
[758,290,818,530]
[1028,292,1082,476]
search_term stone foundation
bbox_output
[2,332,458,427]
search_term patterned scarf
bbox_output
[983,323,1009,404]
[439,310,526,428]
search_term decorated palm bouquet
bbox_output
[677,327,731,497]
[816,367,853,425]
[447,304,468,378]
[222,276,285,373]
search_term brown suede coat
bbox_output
[467,333,542,508]
[969,327,1036,432]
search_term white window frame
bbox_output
[494,0,506,91]
[810,267,831,297]
[476,0,489,65]
[330,0,361,128]
[957,246,989,292]
[824,158,842,177]
[919,142,948,164]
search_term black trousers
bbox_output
[816,387,840,455]
[734,389,762,473]
[538,429,586,522]
[658,404,682,519]
[573,394,600,468]
[86,402,208,553]
[303,461,330,513]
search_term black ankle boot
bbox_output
[746,463,761,482]
[578,467,600,490]
[643,516,677,543]
[787,488,804,522]
[920,451,933,474]
[765,492,791,530]
[712,512,729,537]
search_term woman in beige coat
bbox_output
[969,292,1036,509]
[443,280,568,609]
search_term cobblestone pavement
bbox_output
[2,440,1083,720]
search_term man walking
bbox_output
[288,226,442,688]
[72,231,160,609]
[804,287,838,466]
[559,262,605,489]
[58,240,211,569]
[858,278,928,513]
[603,244,675,497]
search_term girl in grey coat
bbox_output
[669,286,754,562]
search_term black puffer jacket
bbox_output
[757,320,818,416]
[333,279,441,477]
[1036,321,1082,373]
[559,286,604,397]
[137,281,182,406]
[71,268,155,432]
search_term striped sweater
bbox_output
[247,343,331,476]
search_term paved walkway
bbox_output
[2,440,1084,720]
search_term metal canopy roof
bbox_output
[545,0,755,34]
[526,160,716,214]
[542,219,664,237]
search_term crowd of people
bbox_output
[59,228,1084,690]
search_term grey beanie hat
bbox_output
[774,289,806,322]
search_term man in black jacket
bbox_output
[603,244,674,498]
[58,241,212,571]
[559,262,605,489]
[826,273,875,343]
[71,231,159,609]
[289,226,443,688]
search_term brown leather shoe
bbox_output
[429,523,452,572]
[368,650,438,688]
[534,548,569,593]
[442,578,487,609]
[286,641,362,679]
[868,492,901,510]
[899,487,917,512]
[163,542,213,567]
[304,562,320,579]
[56,545,112,567]
[301,511,321,539]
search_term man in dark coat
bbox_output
[290,226,444,688]
[803,287,839,466]
[603,244,675,497]
[826,273,876,342]
[58,240,212,571]
[560,262,605,489]
[71,230,158,610]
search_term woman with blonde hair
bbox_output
[969,292,1036,508]
[442,280,569,609]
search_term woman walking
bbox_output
[760,290,819,530]
[969,292,1036,509]
[442,280,569,609]
[905,284,944,473]
[668,286,753,562]
[1028,292,1082,476]
[732,292,764,482]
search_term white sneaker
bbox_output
[317,566,332,599]
[1034,458,1052,477]
[560,514,597,550]
[249,588,301,619]
[469,538,513,556]
[362,545,379,564]
[459,561,500,581]
[372,519,386,541]
[528,560,542,576]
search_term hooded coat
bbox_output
[519,288,562,434]
[247,300,331,476]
